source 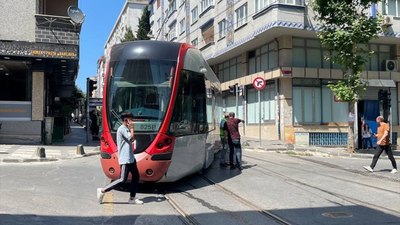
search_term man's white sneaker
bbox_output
[390,169,398,174]
[363,166,373,172]
[97,188,105,204]
[128,198,144,205]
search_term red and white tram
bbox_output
[100,40,222,182]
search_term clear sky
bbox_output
[77,0,126,92]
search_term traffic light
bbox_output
[229,85,236,94]
[378,89,387,101]
[88,79,97,97]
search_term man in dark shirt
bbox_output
[225,112,245,170]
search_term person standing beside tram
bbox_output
[225,112,245,170]
[219,112,229,167]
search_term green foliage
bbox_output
[136,6,151,40]
[120,26,136,42]
[311,0,382,102]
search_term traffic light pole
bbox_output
[86,77,89,143]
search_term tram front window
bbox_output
[108,59,176,132]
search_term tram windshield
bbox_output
[107,59,176,132]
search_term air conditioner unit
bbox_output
[385,60,397,72]
[383,15,393,27]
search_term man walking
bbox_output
[363,116,397,174]
[225,112,245,170]
[97,112,144,204]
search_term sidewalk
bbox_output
[241,137,400,159]
[1,127,399,163]
[0,122,100,163]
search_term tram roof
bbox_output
[110,40,182,62]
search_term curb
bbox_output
[244,146,400,160]
[0,151,100,163]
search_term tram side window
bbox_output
[169,70,208,135]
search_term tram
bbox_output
[100,40,222,182]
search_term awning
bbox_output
[367,79,396,87]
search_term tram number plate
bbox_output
[138,123,159,131]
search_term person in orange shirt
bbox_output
[363,116,397,174]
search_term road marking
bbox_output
[103,192,114,215]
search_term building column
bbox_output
[277,36,292,67]
[32,71,45,121]
[278,78,294,143]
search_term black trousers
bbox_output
[370,145,397,169]
[103,162,140,198]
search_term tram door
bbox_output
[358,100,379,149]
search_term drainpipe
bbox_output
[274,38,281,141]
[277,79,281,141]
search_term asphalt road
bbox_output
[0,150,399,225]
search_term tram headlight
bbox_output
[165,138,172,144]
[157,143,164,149]
[109,167,115,174]
[145,169,153,176]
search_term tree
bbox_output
[120,26,136,42]
[311,0,383,152]
[136,6,151,40]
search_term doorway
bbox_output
[358,100,379,149]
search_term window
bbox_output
[225,95,244,120]
[387,0,400,16]
[168,0,176,16]
[179,18,185,34]
[235,4,247,28]
[293,86,321,124]
[248,41,278,74]
[39,0,76,16]
[168,22,177,41]
[217,56,242,82]
[321,86,348,123]
[256,0,272,12]
[366,44,391,71]
[247,84,275,124]
[191,38,198,48]
[0,61,31,101]
[279,0,304,5]
[191,6,198,23]
[218,19,227,39]
[201,22,214,45]
[201,0,213,12]
[169,70,208,135]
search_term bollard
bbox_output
[76,144,85,155]
[36,147,46,158]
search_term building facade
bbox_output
[0,0,82,144]
[95,0,148,99]
[148,0,400,147]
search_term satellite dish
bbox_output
[68,6,85,25]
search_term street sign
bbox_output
[89,97,102,107]
[253,77,266,90]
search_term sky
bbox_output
[77,0,126,92]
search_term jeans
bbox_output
[362,137,373,149]
[370,145,397,169]
[231,138,242,166]
[220,137,227,164]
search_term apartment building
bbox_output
[0,0,82,144]
[96,0,148,99]
[149,0,400,147]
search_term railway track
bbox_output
[244,155,400,216]
[163,174,293,225]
